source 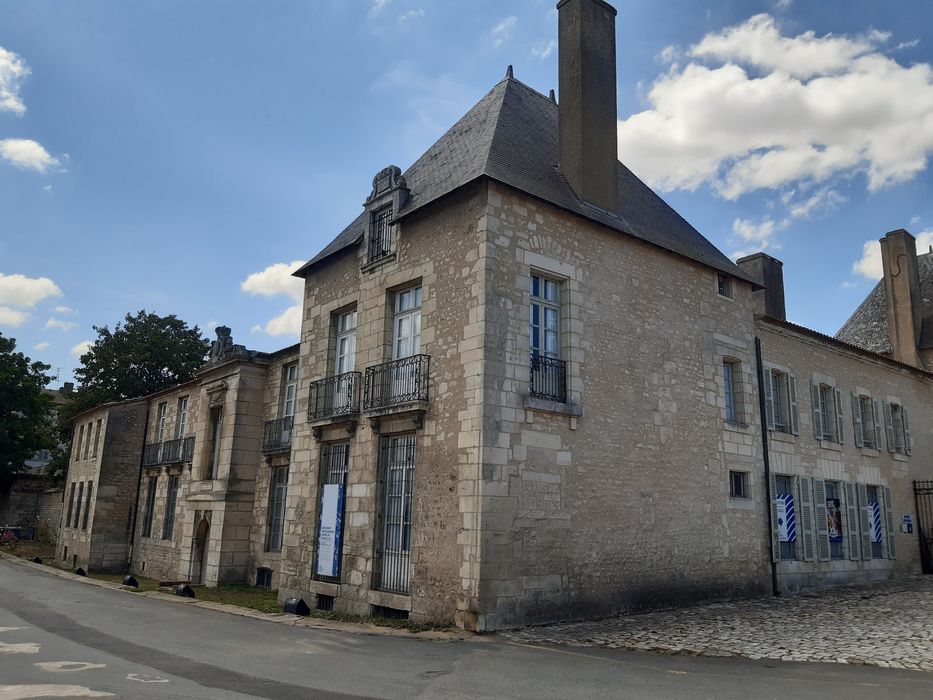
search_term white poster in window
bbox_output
[315,484,344,578]
[775,494,796,542]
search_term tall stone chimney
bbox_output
[736,253,786,321]
[557,0,619,213]
[879,228,923,366]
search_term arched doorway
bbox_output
[190,515,210,584]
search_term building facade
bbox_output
[61,0,931,631]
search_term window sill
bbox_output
[818,439,842,452]
[723,420,750,432]
[727,496,755,510]
[361,253,396,274]
[893,452,909,462]
[860,447,880,458]
[524,396,582,417]
[768,430,796,443]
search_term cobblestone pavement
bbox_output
[503,577,933,671]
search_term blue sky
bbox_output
[2,0,932,386]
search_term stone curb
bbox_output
[0,550,478,643]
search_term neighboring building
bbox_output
[61,0,931,630]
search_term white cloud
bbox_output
[490,16,517,48]
[531,40,556,62]
[372,0,391,10]
[241,261,304,337]
[784,187,846,220]
[0,138,60,173]
[0,272,62,307]
[399,9,425,22]
[0,46,29,116]
[44,317,76,332]
[33,341,50,351]
[618,14,933,204]
[240,260,304,302]
[852,230,933,280]
[894,39,919,52]
[252,305,302,337]
[657,44,681,64]
[53,305,75,315]
[71,340,92,358]
[0,306,28,327]
[775,0,793,9]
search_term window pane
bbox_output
[544,279,558,302]
[531,276,540,297]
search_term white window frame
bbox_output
[335,311,357,375]
[281,363,299,418]
[393,287,422,360]
[156,402,167,443]
[175,397,189,438]
[530,274,561,360]
[716,272,734,300]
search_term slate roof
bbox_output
[295,75,755,285]
[836,251,933,354]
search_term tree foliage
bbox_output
[0,333,55,487]
[47,311,209,483]
[74,310,210,405]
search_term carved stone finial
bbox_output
[366,165,407,204]
[549,88,556,103]
[506,65,513,79]
[207,326,251,364]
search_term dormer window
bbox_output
[369,206,393,263]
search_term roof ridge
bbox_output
[481,77,522,175]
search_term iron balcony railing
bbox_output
[161,436,196,464]
[308,372,362,421]
[363,355,430,411]
[142,442,162,467]
[530,354,567,403]
[144,437,195,466]
[262,416,294,453]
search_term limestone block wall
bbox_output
[474,182,771,630]
[758,320,932,591]
[280,183,487,625]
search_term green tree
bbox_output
[0,333,55,488]
[48,311,210,482]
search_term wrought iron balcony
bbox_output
[363,354,430,411]
[308,372,361,421]
[142,442,162,467]
[161,437,195,464]
[530,354,567,403]
[262,416,294,454]
[183,435,195,462]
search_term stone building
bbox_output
[60,0,931,630]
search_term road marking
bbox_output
[0,685,114,699]
[34,662,107,673]
[125,674,168,683]
[0,642,40,655]
[0,628,27,634]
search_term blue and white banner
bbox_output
[869,501,883,544]
[315,484,345,578]
[776,494,796,543]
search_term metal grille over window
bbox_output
[262,416,293,453]
[373,435,416,595]
[314,442,349,583]
[265,466,288,552]
[162,475,179,540]
[368,206,393,263]
[529,354,567,403]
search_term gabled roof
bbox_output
[836,251,933,354]
[295,75,755,286]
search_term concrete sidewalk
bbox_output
[504,577,933,671]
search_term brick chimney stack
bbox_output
[879,229,923,367]
[557,0,619,213]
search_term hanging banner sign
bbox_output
[826,498,843,543]
[869,501,883,544]
[776,494,796,543]
[315,484,344,578]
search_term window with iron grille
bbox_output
[142,476,157,538]
[373,435,416,595]
[162,475,179,540]
[82,481,93,530]
[314,442,349,582]
[74,482,84,529]
[717,273,733,299]
[256,567,273,589]
[265,466,289,552]
[65,483,75,529]
[368,206,393,263]
[729,471,748,499]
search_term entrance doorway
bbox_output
[190,515,210,584]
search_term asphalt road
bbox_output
[1,558,932,699]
